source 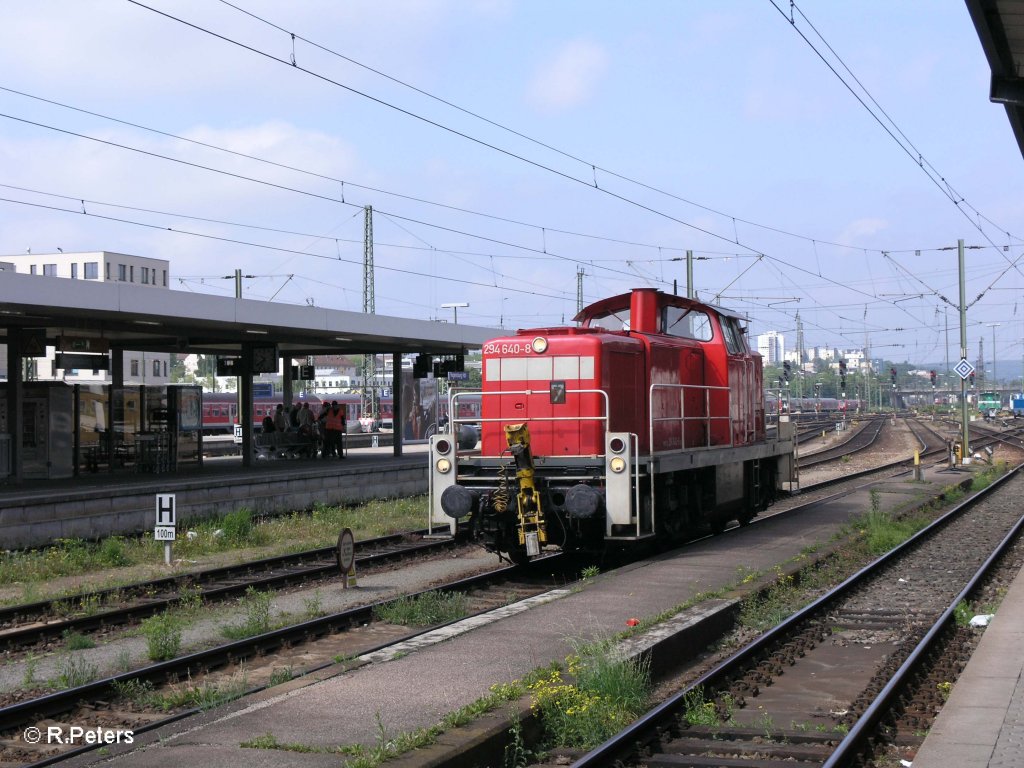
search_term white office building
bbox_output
[0,251,171,384]
[756,331,785,365]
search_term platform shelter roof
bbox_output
[0,271,494,357]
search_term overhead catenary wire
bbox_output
[0,84,728,258]
[122,0,858,264]
[768,0,1024,293]
[0,108,966,329]
[0,195,579,307]
[211,0,1004,262]
[4,77,1012,327]
[0,112,662,286]
[116,0,1017,347]
[3,5,1011,356]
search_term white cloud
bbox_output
[527,39,609,111]
[837,218,889,244]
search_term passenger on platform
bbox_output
[289,403,301,429]
[316,404,329,453]
[298,402,314,436]
[323,400,345,458]
[261,413,275,433]
[273,403,288,432]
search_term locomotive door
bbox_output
[720,317,755,445]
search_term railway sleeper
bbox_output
[648,739,831,767]
[666,735,835,760]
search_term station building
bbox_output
[0,251,171,386]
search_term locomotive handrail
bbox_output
[449,388,611,458]
[648,382,734,454]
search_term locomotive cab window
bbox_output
[720,317,746,354]
[586,308,631,331]
[662,306,713,341]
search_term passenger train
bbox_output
[429,288,797,564]
[201,391,482,435]
[764,394,865,415]
[201,393,394,434]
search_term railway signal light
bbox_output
[783,361,791,382]
[930,370,936,385]
[969,372,975,386]
[890,367,897,384]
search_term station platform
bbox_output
[913,560,1024,768]
[0,443,430,549]
[61,460,984,768]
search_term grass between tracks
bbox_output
[0,496,427,605]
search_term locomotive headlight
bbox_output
[609,456,627,473]
[531,336,548,353]
[436,458,452,474]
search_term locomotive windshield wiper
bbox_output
[666,308,693,332]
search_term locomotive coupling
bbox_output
[504,423,549,552]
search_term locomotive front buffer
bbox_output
[428,420,636,564]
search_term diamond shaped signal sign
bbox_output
[954,358,975,381]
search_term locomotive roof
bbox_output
[572,289,749,324]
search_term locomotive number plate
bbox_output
[483,342,532,355]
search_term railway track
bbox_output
[796,416,1024,496]
[0,530,455,655]
[0,553,582,766]
[798,417,884,468]
[571,464,1024,768]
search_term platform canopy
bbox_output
[0,271,494,357]
[967,0,1024,158]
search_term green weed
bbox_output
[150,671,250,712]
[269,667,293,687]
[55,653,99,689]
[141,612,183,661]
[98,536,131,567]
[528,647,650,750]
[61,629,96,651]
[302,589,324,619]
[222,587,274,640]
[111,678,155,706]
[373,591,468,626]
[953,600,973,628]
[22,653,38,687]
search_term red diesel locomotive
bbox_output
[429,288,797,563]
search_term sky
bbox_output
[1,1,1023,376]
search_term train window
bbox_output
[720,318,743,354]
[663,307,713,341]
[587,308,631,331]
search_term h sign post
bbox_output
[154,494,176,565]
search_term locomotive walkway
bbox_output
[57,461,999,768]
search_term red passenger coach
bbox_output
[429,288,796,563]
